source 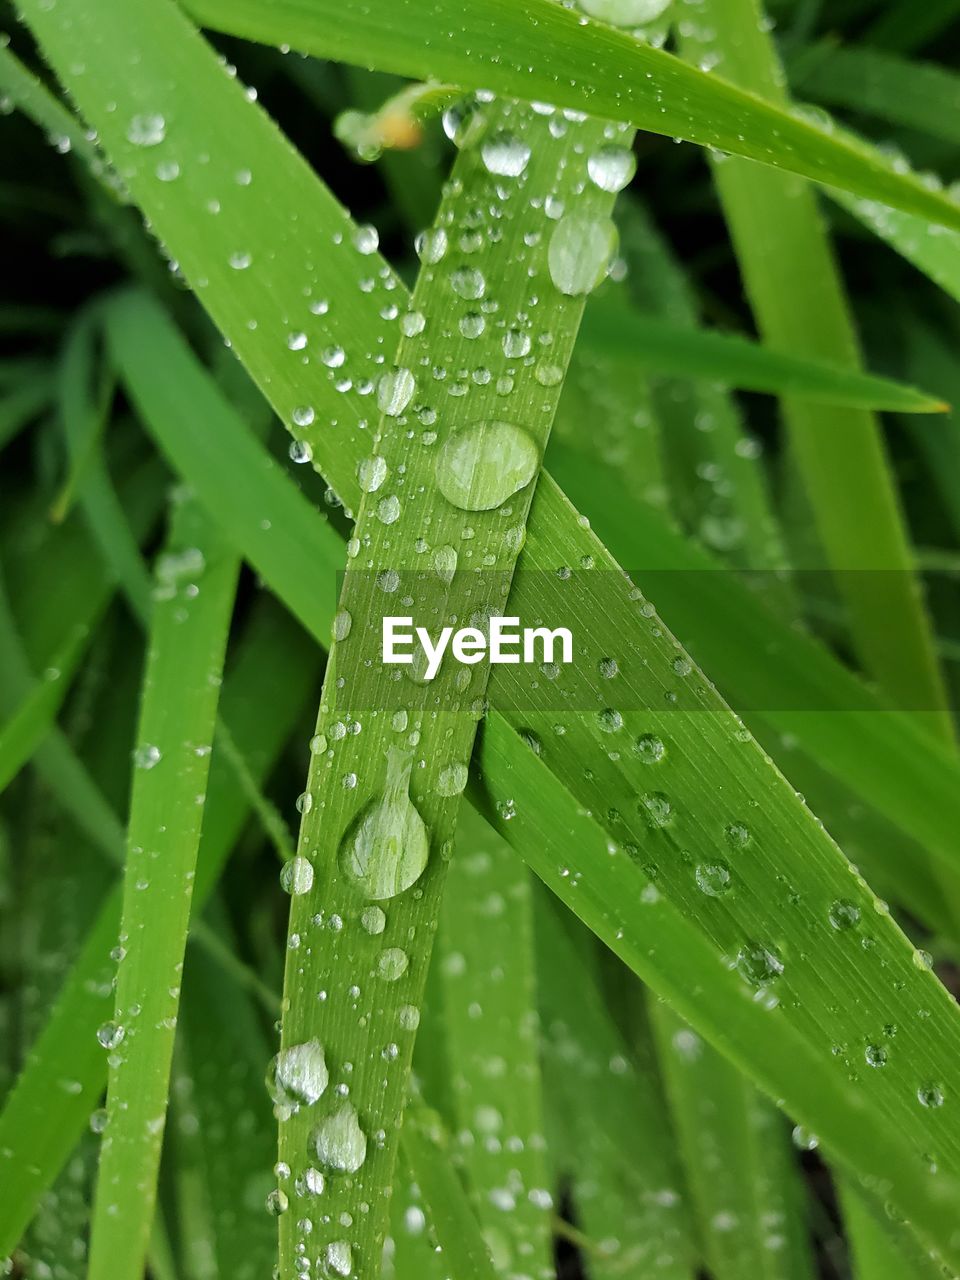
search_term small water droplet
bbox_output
[97,1021,124,1050]
[267,1039,328,1108]
[736,941,784,987]
[437,762,468,796]
[326,1241,353,1277]
[481,131,531,177]
[312,1101,367,1171]
[133,743,161,770]
[547,215,617,296]
[377,947,409,981]
[695,862,731,897]
[280,856,315,896]
[828,899,860,931]
[416,227,448,264]
[377,368,416,417]
[361,906,386,935]
[450,265,486,300]
[918,1084,945,1109]
[127,113,166,147]
[587,145,636,192]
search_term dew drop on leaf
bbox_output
[435,421,539,511]
[579,0,671,23]
[127,112,166,147]
[828,899,861,931]
[312,1101,367,1172]
[377,946,409,981]
[587,145,636,193]
[266,1039,328,1108]
[547,214,618,296]
[280,856,314,896]
[481,131,531,177]
[695,862,732,897]
[338,748,429,900]
[736,941,784,987]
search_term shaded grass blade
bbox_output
[87,497,240,1280]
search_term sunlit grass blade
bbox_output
[534,890,695,1278]
[678,0,954,747]
[578,294,948,414]
[436,807,552,1276]
[275,96,624,1278]
[649,999,815,1280]
[177,0,960,229]
[86,497,240,1280]
[0,601,317,1256]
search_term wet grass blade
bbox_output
[178,0,960,229]
[86,498,240,1280]
[577,296,948,414]
[436,807,552,1275]
[649,999,815,1280]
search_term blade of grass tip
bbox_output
[172,924,278,1280]
[615,196,791,584]
[0,598,318,1256]
[576,291,948,414]
[900,314,960,543]
[275,98,624,1280]
[54,302,153,622]
[790,43,960,148]
[534,888,696,1279]
[85,494,241,1280]
[398,1106,499,1280]
[677,0,955,748]
[648,996,816,1280]
[176,0,960,230]
[435,805,552,1278]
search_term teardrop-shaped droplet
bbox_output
[312,1101,367,1172]
[266,1039,329,1108]
[338,748,429,900]
[547,215,618,296]
[435,421,539,511]
[434,544,458,585]
[377,368,416,417]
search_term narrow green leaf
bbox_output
[87,498,240,1280]
[177,0,960,230]
[578,294,948,414]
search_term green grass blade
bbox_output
[0,600,314,1257]
[275,95,621,1279]
[835,190,960,305]
[792,43,960,146]
[678,0,954,743]
[0,39,101,170]
[535,890,695,1279]
[437,807,552,1276]
[577,295,948,414]
[87,498,240,1280]
[864,0,960,54]
[0,381,52,453]
[399,1106,498,1280]
[649,999,815,1280]
[178,0,960,230]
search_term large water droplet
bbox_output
[450,266,486,300]
[326,1242,353,1277]
[377,947,409,981]
[280,856,314,896]
[547,215,617,296]
[587,145,636,193]
[266,1039,329,1108]
[435,421,539,511]
[312,1101,367,1172]
[481,132,531,177]
[377,368,416,417]
[338,748,429,900]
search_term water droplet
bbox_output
[377,368,416,417]
[377,495,401,525]
[378,947,409,981]
[398,1004,421,1030]
[865,1044,887,1068]
[292,405,315,428]
[450,265,486,300]
[133,743,161,770]
[353,224,379,255]
[828,899,860,931]
[736,942,784,987]
[334,610,353,642]
[597,708,623,734]
[289,439,313,465]
[791,1125,818,1151]
[634,734,665,763]
[287,330,308,351]
[358,455,388,493]
[127,113,166,146]
[280,856,315,896]
[360,906,386,935]
[312,1101,367,1171]
[913,948,934,971]
[503,328,531,359]
[481,131,531,177]
[435,421,539,511]
[416,227,448,264]
[725,822,751,849]
[326,1241,353,1277]
[437,762,468,796]
[228,250,252,271]
[918,1084,945,1108]
[641,791,672,827]
[266,1188,288,1216]
[267,1039,328,1108]
[696,862,731,897]
[339,748,429,900]
[587,145,636,193]
[434,544,458,585]
[97,1021,124,1050]
[547,215,617,296]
